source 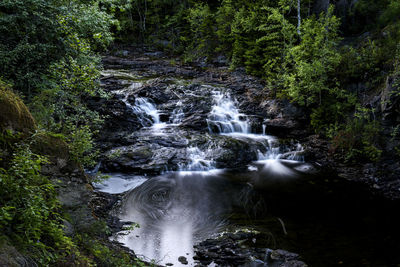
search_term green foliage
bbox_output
[309,93,356,133]
[0,145,75,265]
[59,1,116,51]
[67,124,99,167]
[283,6,343,106]
[0,0,113,97]
[330,108,382,163]
[184,3,217,62]
[0,0,114,168]
[30,56,104,168]
[378,0,400,26]
[0,0,64,97]
[73,220,144,266]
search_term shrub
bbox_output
[330,108,382,163]
[0,145,75,265]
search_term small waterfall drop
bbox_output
[179,146,216,172]
[133,97,160,125]
[130,97,167,132]
[207,91,250,134]
[170,101,184,125]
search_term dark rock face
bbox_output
[100,129,265,174]
[381,76,400,124]
[103,143,187,174]
[194,231,307,267]
[86,95,142,150]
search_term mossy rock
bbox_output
[31,132,82,175]
[0,82,36,134]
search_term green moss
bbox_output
[30,132,68,161]
[0,81,36,134]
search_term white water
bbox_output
[205,90,307,178]
[94,173,147,194]
[114,83,167,130]
[207,91,284,161]
[179,146,216,172]
[132,97,162,126]
[170,101,184,125]
[207,91,250,134]
[117,209,196,266]
[105,81,309,267]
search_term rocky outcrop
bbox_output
[0,240,36,267]
[381,75,400,124]
[100,129,264,174]
[194,231,307,267]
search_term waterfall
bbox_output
[133,97,160,125]
[170,101,184,125]
[179,146,216,172]
[114,83,163,128]
[207,91,250,134]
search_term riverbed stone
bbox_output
[178,256,188,265]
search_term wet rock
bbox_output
[281,260,308,267]
[194,231,307,266]
[271,249,300,261]
[0,240,37,267]
[86,95,142,149]
[181,114,209,131]
[211,136,260,169]
[102,143,188,174]
[381,75,400,124]
[178,256,188,265]
[264,118,300,137]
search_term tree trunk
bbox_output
[297,0,301,35]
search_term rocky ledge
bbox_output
[91,47,400,199]
[194,231,307,267]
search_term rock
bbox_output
[0,240,36,267]
[281,260,308,267]
[194,230,307,266]
[30,132,82,176]
[178,256,188,265]
[381,75,400,124]
[102,143,188,174]
[271,249,300,261]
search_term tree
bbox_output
[0,0,65,97]
[283,5,342,106]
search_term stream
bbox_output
[92,54,400,266]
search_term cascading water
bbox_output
[207,91,283,160]
[132,97,161,126]
[207,91,250,134]
[170,101,184,125]
[205,90,307,179]
[179,146,216,172]
[100,72,313,266]
[114,82,165,129]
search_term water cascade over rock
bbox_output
[207,91,250,134]
[95,55,315,267]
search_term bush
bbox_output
[0,145,75,265]
[330,108,382,163]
